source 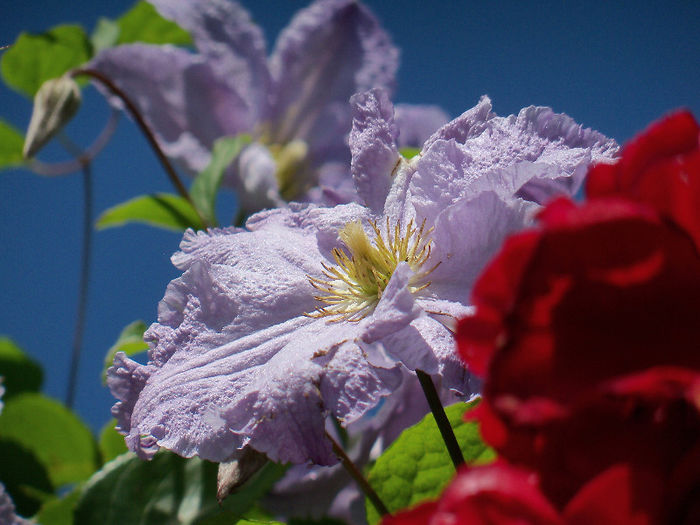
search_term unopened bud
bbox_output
[216,447,268,503]
[23,74,81,158]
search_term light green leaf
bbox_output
[34,485,82,525]
[91,17,120,54]
[199,514,283,525]
[96,193,205,232]
[102,320,148,384]
[0,119,26,169]
[74,451,286,525]
[98,419,128,464]
[0,336,43,399]
[0,393,99,487]
[191,135,251,226]
[1,25,92,97]
[117,1,192,46]
[365,400,495,524]
[399,147,421,160]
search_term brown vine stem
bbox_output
[325,431,391,518]
[70,67,209,228]
[56,133,93,410]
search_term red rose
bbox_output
[455,111,700,523]
[382,462,563,525]
[382,459,697,525]
[586,111,700,250]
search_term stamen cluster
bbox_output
[308,218,438,322]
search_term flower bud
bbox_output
[23,74,81,159]
[216,446,268,503]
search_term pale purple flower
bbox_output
[90,0,404,214]
[108,88,617,468]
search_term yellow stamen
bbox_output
[307,218,439,322]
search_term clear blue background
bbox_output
[1,1,699,432]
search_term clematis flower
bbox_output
[107,88,616,467]
[90,0,405,213]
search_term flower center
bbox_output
[267,140,310,201]
[307,218,438,322]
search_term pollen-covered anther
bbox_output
[307,218,439,322]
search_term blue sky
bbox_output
[1,0,699,432]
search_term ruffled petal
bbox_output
[109,204,415,464]
[422,95,494,152]
[427,190,537,292]
[407,100,618,224]
[268,0,398,164]
[90,44,250,172]
[150,0,271,120]
[350,88,400,213]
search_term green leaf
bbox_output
[98,419,128,464]
[0,393,99,487]
[34,485,82,525]
[190,135,251,227]
[288,519,346,525]
[399,147,421,160]
[0,336,43,399]
[1,25,92,97]
[91,17,120,54]
[96,193,205,232]
[0,438,53,517]
[74,451,286,525]
[235,520,284,525]
[117,1,192,46]
[102,320,148,384]
[365,400,495,524]
[0,119,26,169]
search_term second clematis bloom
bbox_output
[107,88,617,467]
[90,0,411,214]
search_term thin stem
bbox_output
[30,109,120,176]
[326,431,390,518]
[64,151,93,409]
[70,67,208,228]
[416,369,465,469]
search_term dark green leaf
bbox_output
[0,393,99,487]
[1,25,92,97]
[288,519,346,525]
[0,336,43,399]
[234,520,284,525]
[96,193,205,232]
[190,135,251,227]
[365,400,495,524]
[34,485,82,525]
[0,120,26,169]
[102,320,148,384]
[0,438,53,517]
[98,419,128,464]
[75,451,286,525]
[117,1,192,46]
[91,17,120,54]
